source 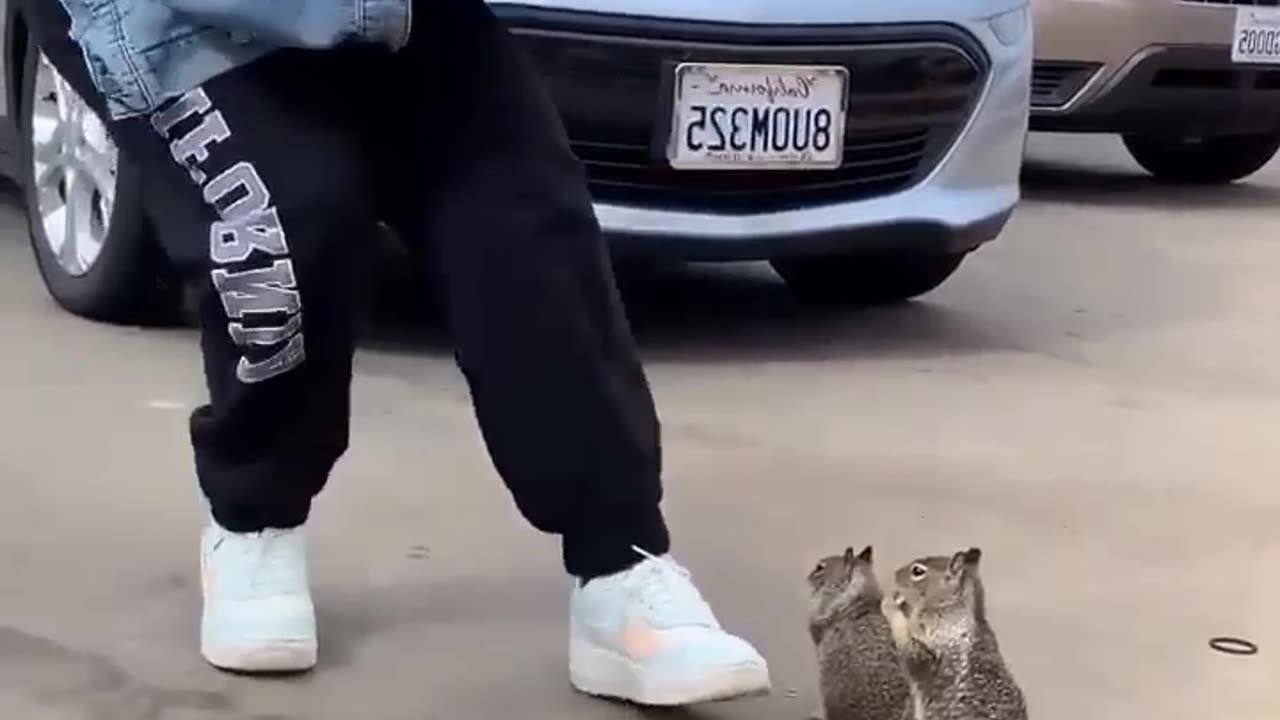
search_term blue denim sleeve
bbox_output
[159,0,409,50]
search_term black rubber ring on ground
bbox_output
[1209,637,1259,656]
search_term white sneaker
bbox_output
[199,520,317,672]
[568,547,771,705]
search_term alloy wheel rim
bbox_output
[29,52,117,278]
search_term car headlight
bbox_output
[988,5,1029,47]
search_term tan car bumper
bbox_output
[1030,0,1280,135]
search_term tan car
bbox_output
[1030,0,1280,183]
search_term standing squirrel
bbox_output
[888,547,1028,720]
[807,545,912,720]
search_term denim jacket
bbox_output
[55,0,412,120]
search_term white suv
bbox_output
[1,0,1031,321]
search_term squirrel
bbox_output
[887,547,1028,720]
[806,545,912,720]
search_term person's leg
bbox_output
[373,13,667,584]
[23,0,371,672]
[369,0,770,704]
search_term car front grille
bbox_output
[1031,61,1100,108]
[508,20,988,214]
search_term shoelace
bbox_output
[212,528,304,597]
[627,546,718,629]
[251,529,305,594]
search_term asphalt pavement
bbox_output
[0,133,1276,720]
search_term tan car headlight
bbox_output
[989,5,1030,47]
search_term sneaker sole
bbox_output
[569,636,771,706]
[202,640,317,674]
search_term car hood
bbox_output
[489,0,1027,25]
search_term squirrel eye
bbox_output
[909,563,928,580]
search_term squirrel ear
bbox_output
[842,546,857,565]
[948,547,982,575]
[857,545,874,563]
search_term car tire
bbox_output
[19,43,179,325]
[771,250,965,306]
[1121,133,1280,185]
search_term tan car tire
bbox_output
[1122,133,1280,185]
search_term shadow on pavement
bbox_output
[356,256,1019,367]
[1020,157,1280,210]
[615,261,1013,364]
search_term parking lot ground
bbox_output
[0,133,1276,720]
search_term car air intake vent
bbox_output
[1031,61,1100,108]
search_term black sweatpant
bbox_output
[24,0,670,579]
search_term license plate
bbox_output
[1232,7,1280,64]
[666,63,849,171]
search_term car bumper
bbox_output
[1032,0,1239,67]
[1030,0,1280,134]
[497,6,1030,261]
[1032,45,1280,135]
